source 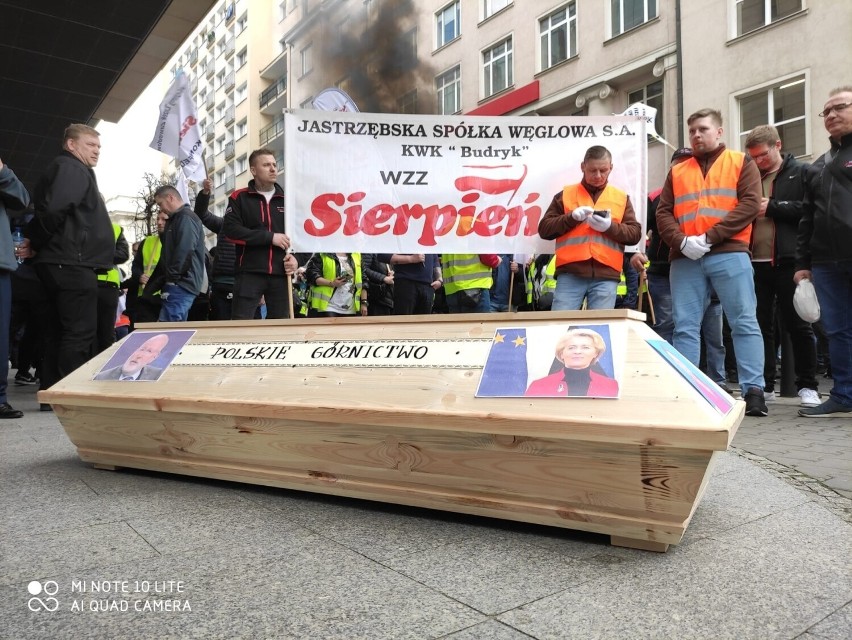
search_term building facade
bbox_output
[160,0,848,210]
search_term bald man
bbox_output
[94,334,170,381]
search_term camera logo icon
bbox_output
[27,581,59,612]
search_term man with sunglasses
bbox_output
[794,86,852,417]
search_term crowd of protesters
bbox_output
[2,88,850,420]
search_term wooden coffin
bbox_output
[40,311,742,552]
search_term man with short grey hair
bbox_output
[150,185,206,322]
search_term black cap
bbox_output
[671,147,693,162]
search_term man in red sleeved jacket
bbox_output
[223,148,297,319]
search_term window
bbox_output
[483,0,511,20]
[735,0,802,36]
[402,28,417,65]
[398,90,417,114]
[236,119,247,139]
[736,75,806,156]
[236,48,247,69]
[236,83,247,104]
[215,136,225,155]
[237,14,247,34]
[336,75,351,94]
[540,3,576,71]
[300,96,314,109]
[611,0,657,36]
[216,70,226,88]
[216,203,226,217]
[436,2,460,49]
[300,43,313,77]
[483,37,513,98]
[236,154,248,174]
[436,66,461,115]
[628,80,664,138]
[215,102,225,121]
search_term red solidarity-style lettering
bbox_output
[305,170,542,246]
[178,116,197,141]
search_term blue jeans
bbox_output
[0,272,10,403]
[552,274,617,311]
[670,253,764,393]
[159,284,196,322]
[446,288,491,313]
[702,297,726,384]
[812,261,852,406]
[647,273,674,343]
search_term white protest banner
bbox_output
[284,110,646,254]
[149,73,207,182]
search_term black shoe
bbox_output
[40,403,53,412]
[798,397,852,418]
[0,403,23,419]
[744,387,768,417]
[14,372,38,386]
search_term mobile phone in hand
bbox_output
[592,209,611,218]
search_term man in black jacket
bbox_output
[745,125,819,407]
[151,185,206,322]
[27,124,114,393]
[795,86,852,417]
[195,179,239,320]
[223,148,298,319]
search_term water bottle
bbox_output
[12,227,24,264]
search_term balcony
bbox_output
[224,71,235,92]
[224,3,235,24]
[205,63,214,79]
[224,105,235,125]
[259,75,287,115]
[259,116,285,146]
[224,37,235,58]
[225,175,235,193]
[189,48,198,65]
[204,92,214,109]
[206,30,215,48]
[206,127,215,142]
[224,141,235,160]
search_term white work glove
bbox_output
[571,206,594,221]
[587,213,612,232]
[679,234,711,260]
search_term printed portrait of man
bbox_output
[92,330,194,382]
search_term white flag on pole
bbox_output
[175,169,190,204]
[620,102,675,150]
[150,73,207,182]
[312,87,360,112]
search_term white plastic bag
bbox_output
[793,278,820,323]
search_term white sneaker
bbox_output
[763,390,777,402]
[798,388,821,407]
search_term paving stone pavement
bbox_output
[731,391,852,505]
[2,376,850,639]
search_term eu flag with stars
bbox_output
[476,328,529,397]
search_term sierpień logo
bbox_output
[27,580,59,612]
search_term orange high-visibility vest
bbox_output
[671,150,751,245]
[555,184,627,272]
